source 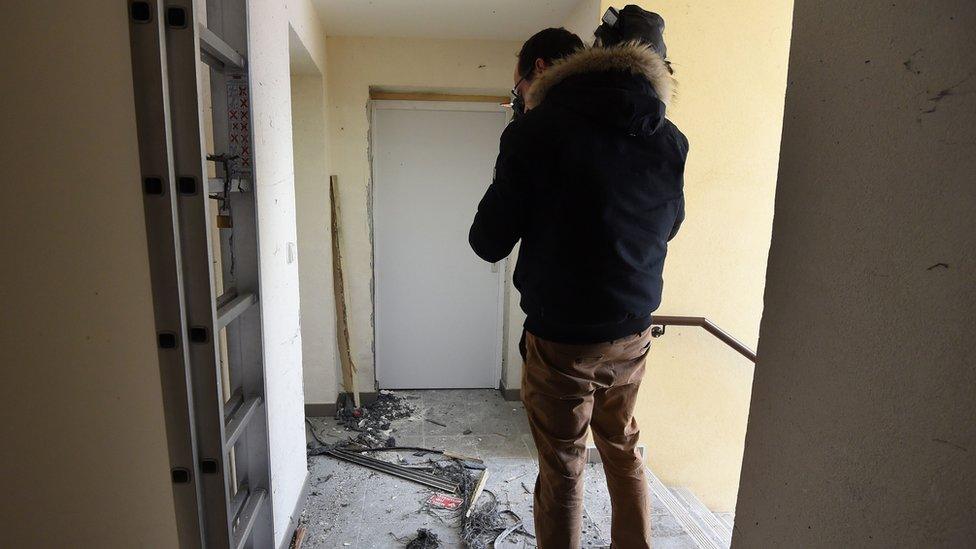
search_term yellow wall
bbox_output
[325,36,521,390]
[289,29,340,410]
[0,2,179,546]
[599,1,794,511]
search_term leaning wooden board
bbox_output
[330,175,359,406]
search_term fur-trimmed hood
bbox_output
[526,42,675,109]
[523,42,676,136]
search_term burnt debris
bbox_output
[334,390,415,447]
[405,528,441,549]
[303,390,536,548]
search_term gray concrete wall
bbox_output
[733,1,976,546]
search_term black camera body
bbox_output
[594,5,667,59]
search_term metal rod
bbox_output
[229,484,249,521]
[198,24,245,71]
[216,293,257,330]
[327,450,458,492]
[231,488,266,549]
[215,288,239,310]
[223,389,244,421]
[651,315,757,363]
[225,396,261,449]
[329,450,458,491]
[332,452,456,492]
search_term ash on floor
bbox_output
[301,389,700,548]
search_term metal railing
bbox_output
[650,315,757,363]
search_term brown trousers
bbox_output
[521,328,653,549]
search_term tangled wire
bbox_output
[426,461,533,549]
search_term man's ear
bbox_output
[534,57,549,75]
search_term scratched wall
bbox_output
[734,1,976,546]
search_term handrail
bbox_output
[650,315,757,363]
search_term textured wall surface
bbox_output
[248,0,335,543]
[247,1,307,543]
[0,2,179,546]
[734,1,976,546]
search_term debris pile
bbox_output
[461,493,506,549]
[334,390,414,447]
[425,460,533,549]
[430,459,476,497]
[303,390,535,548]
[405,528,441,549]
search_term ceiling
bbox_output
[310,0,584,41]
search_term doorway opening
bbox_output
[369,98,510,389]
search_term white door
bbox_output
[372,100,508,389]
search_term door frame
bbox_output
[368,99,510,389]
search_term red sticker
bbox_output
[428,493,463,510]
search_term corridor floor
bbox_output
[301,389,701,548]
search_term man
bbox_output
[508,28,585,122]
[469,6,687,548]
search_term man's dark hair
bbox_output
[517,28,584,80]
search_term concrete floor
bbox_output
[302,389,701,548]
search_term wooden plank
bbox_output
[465,470,491,518]
[330,176,359,407]
[369,91,508,104]
[292,525,307,549]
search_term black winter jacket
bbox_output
[469,43,688,344]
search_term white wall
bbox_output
[734,1,976,545]
[289,30,339,410]
[325,36,522,391]
[0,2,178,546]
[248,0,333,544]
